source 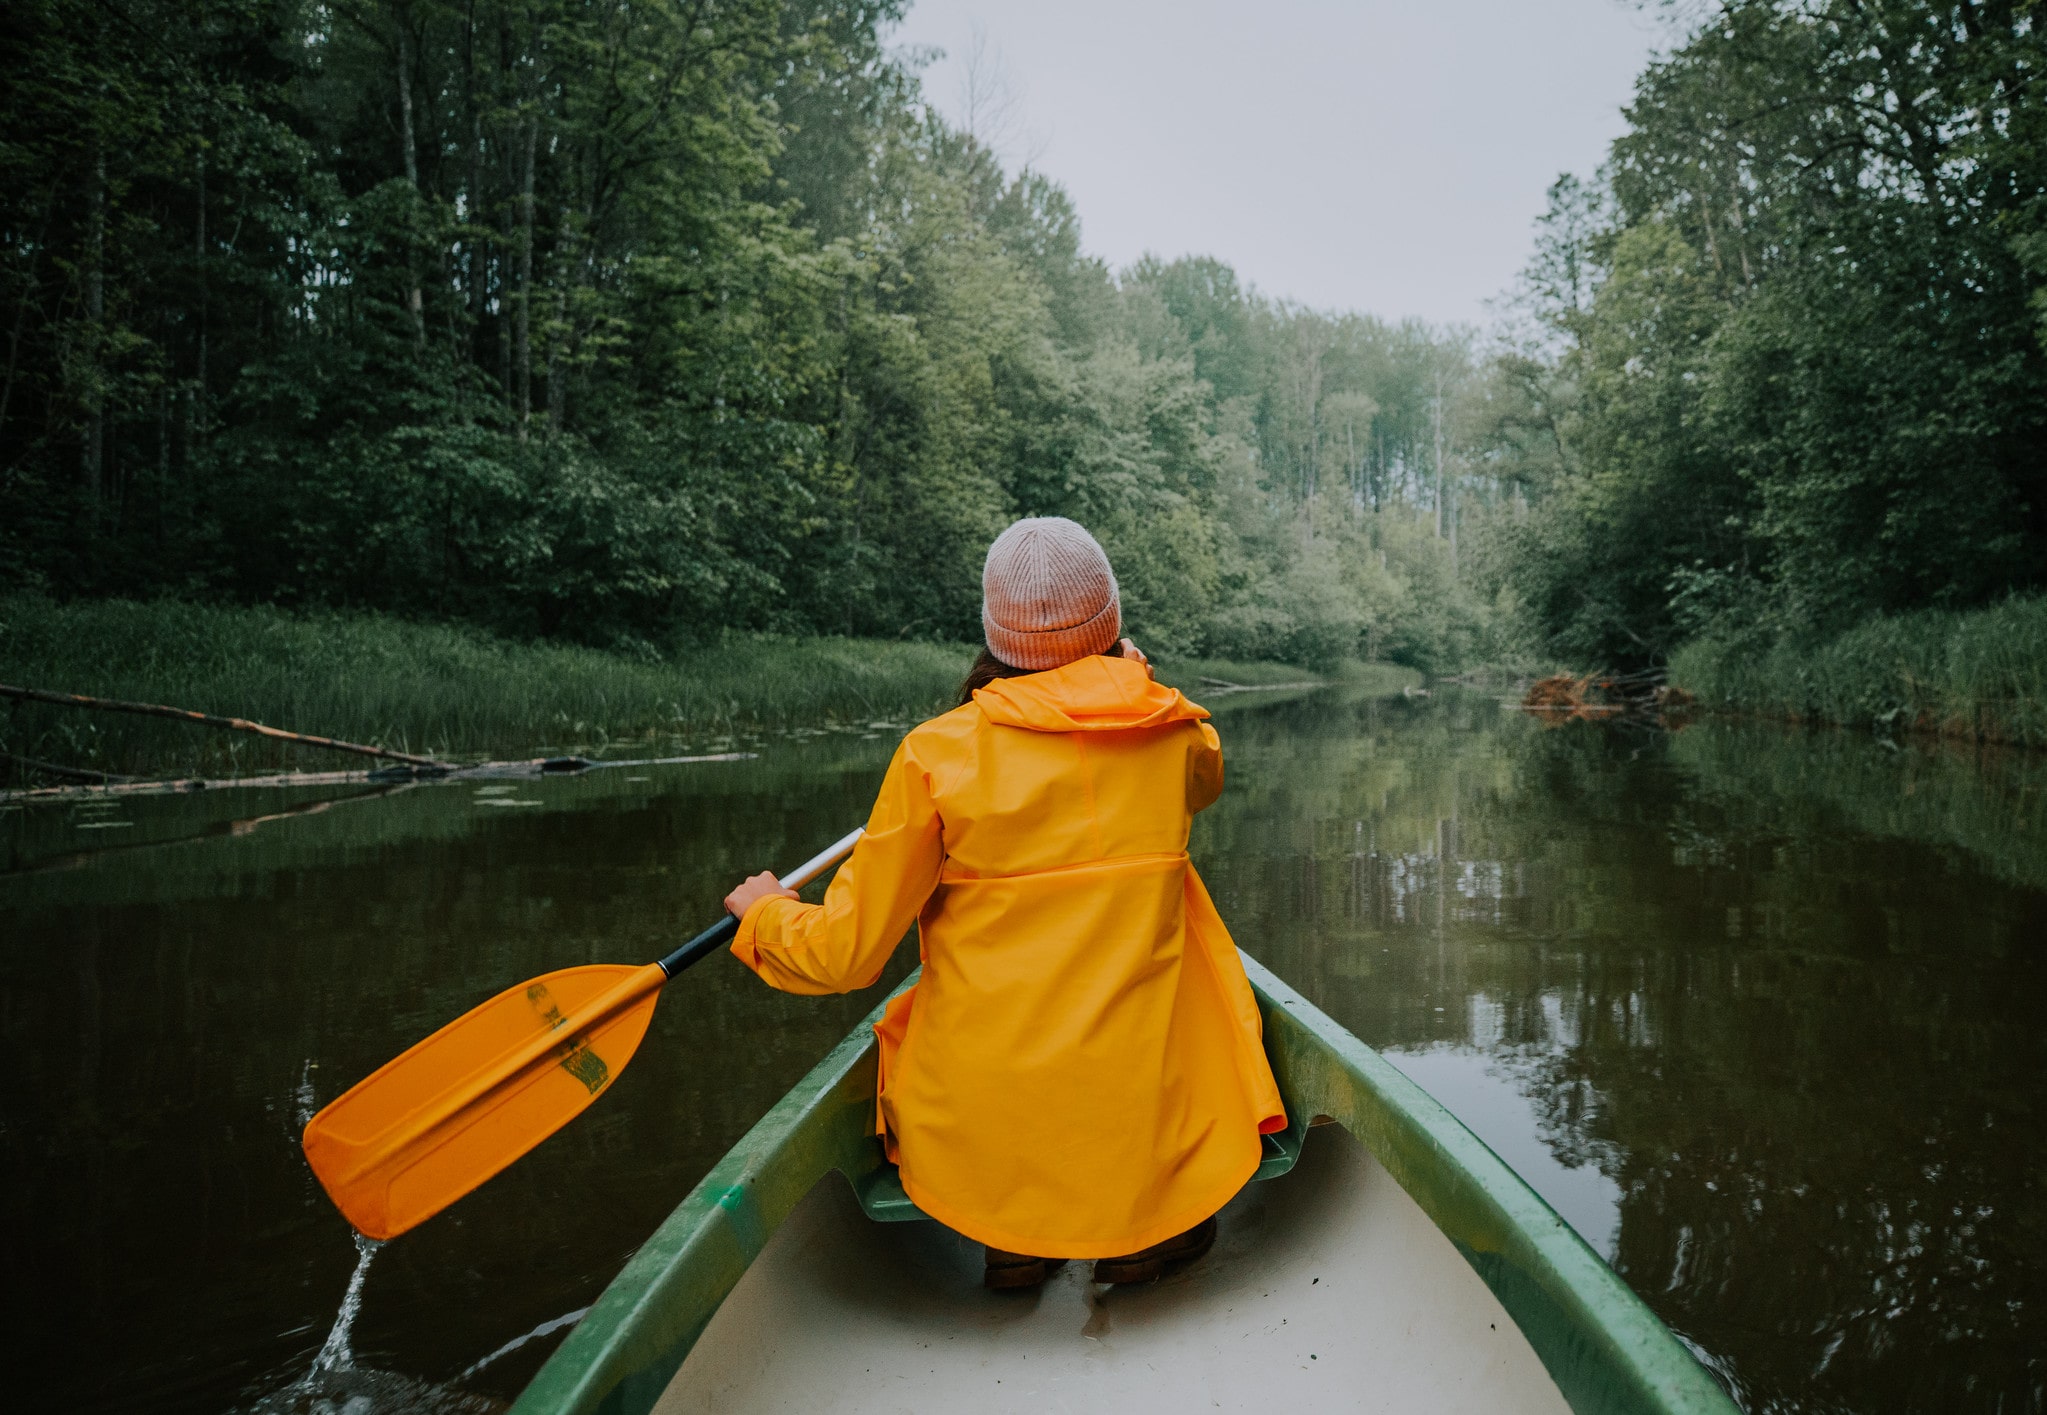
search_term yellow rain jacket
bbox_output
[731,653,1285,1258]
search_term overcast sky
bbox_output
[888,1,1664,327]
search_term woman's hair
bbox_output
[958,641,1122,705]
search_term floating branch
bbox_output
[1196,675,1324,693]
[0,683,443,767]
[0,751,132,784]
[1,752,757,802]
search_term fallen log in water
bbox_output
[0,751,133,784]
[1,682,444,766]
[1195,675,1326,693]
[0,752,756,801]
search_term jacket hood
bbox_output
[972,655,1210,732]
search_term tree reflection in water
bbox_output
[6,691,2042,1413]
[1198,686,2047,1415]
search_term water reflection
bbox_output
[1,737,913,1413]
[4,692,2043,1413]
[1200,689,2047,1414]
[1384,1046,1623,1261]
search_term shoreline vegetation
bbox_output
[7,2,2041,794]
[0,597,1371,786]
[4,3,1504,689]
[1668,597,2047,751]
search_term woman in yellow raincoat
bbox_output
[722,516,1284,1288]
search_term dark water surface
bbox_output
[5,689,2043,1413]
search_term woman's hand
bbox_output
[725,870,799,919]
[1119,637,1150,671]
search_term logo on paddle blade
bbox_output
[525,982,612,1095]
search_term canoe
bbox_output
[511,954,1738,1415]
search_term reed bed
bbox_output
[0,597,975,780]
[0,597,1346,783]
[1669,596,2047,748]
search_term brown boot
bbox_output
[1091,1216,1218,1285]
[983,1247,1066,1290]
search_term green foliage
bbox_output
[1669,596,2047,748]
[0,595,974,778]
[0,0,1514,677]
[1488,3,2047,665]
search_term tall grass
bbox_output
[0,596,975,779]
[0,597,1350,782]
[1670,596,2047,748]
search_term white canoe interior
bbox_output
[655,1122,1571,1414]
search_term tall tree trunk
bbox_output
[1448,473,1458,573]
[0,189,55,440]
[466,119,485,355]
[1432,370,1445,540]
[81,150,106,503]
[495,3,515,408]
[546,170,576,435]
[397,25,426,346]
[192,151,207,450]
[155,384,168,551]
[516,118,536,439]
[1345,422,1357,512]
[462,2,484,362]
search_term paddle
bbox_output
[301,827,866,1240]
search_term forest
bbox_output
[1,0,2043,683]
[1479,0,2047,665]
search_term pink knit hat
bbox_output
[981,517,1121,670]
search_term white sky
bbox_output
[888,0,1664,327]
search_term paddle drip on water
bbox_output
[308,1231,381,1378]
[295,1059,319,1129]
[240,1232,492,1415]
[243,826,863,1409]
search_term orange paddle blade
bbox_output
[302,962,666,1239]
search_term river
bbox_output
[4,684,2042,1413]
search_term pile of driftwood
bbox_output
[1519,669,1695,724]
[0,683,748,798]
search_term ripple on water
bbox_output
[240,1234,501,1415]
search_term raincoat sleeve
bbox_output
[730,738,943,996]
[1188,720,1224,814]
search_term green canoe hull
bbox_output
[512,955,1736,1415]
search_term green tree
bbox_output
[1493,1,2047,662]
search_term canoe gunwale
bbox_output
[511,958,1737,1415]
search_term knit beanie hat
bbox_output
[981,516,1122,671]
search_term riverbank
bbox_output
[0,597,971,781]
[1669,596,2047,749]
[0,597,1341,783]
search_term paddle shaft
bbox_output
[659,826,866,975]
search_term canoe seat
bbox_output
[847,1119,1309,1224]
